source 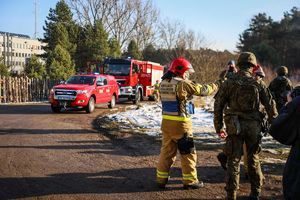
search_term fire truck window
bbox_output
[133,64,140,74]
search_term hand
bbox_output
[218,130,227,139]
[287,92,292,103]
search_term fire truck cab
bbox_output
[98,58,164,104]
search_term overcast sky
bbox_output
[0,0,298,51]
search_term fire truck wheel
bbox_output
[108,95,116,109]
[51,105,61,113]
[86,97,95,113]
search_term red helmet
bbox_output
[168,57,195,76]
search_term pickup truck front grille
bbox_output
[55,90,77,96]
[54,89,77,100]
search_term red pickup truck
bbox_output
[49,74,119,113]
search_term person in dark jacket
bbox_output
[268,66,293,111]
[269,85,300,200]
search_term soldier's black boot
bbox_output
[183,181,204,189]
[249,191,260,200]
[217,152,227,170]
[226,190,237,200]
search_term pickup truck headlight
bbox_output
[77,90,88,94]
[50,88,55,94]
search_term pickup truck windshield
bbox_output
[66,76,96,85]
[104,64,130,76]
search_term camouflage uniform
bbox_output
[268,66,293,111]
[157,76,217,188]
[214,52,278,200]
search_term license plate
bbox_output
[56,96,73,100]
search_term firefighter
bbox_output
[156,57,218,189]
[214,52,278,200]
[153,80,160,102]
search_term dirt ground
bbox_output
[0,102,285,200]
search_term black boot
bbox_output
[217,152,227,170]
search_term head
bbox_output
[227,60,237,73]
[168,57,195,79]
[276,66,288,76]
[237,52,257,70]
[156,80,159,83]
[253,65,265,80]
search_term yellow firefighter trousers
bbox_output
[156,119,199,185]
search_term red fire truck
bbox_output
[89,58,164,104]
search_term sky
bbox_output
[0,0,299,51]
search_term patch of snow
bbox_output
[104,99,288,160]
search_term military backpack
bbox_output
[233,77,260,112]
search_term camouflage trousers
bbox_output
[156,119,199,186]
[224,117,264,198]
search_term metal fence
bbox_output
[0,76,59,103]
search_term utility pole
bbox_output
[34,0,39,39]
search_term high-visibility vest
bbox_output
[160,77,194,122]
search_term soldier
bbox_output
[156,57,218,189]
[214,52,278,200]
[269,66,293,111]
[217,65,266,178]
[218,60,238,81]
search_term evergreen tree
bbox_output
[0,57,9,76]
[24,55,46,79]
[74,20,110,71]
[108,37,121,58]
[48,44,74,80]
[42,0,77,79]
[125,40,142,59]
[142,44,156,61]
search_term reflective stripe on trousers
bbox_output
[182,171,198,181]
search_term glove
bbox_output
[218,130,227,139]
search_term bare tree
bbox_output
[68,0,159,50]
[68,0,115,26]
[157,18,185,50]
[133,0,159,50]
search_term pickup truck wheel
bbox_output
[108,95,116,109]
[51,105,61,113]
[133,90,141,104]
[86,97,95,113]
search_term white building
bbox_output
[0,31,45,74]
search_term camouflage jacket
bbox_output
[214,69,278,133]
[268,75,293,110]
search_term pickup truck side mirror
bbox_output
[96,81,104,86]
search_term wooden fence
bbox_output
[0,76,59,103]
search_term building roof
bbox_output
[0,31,30,39]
